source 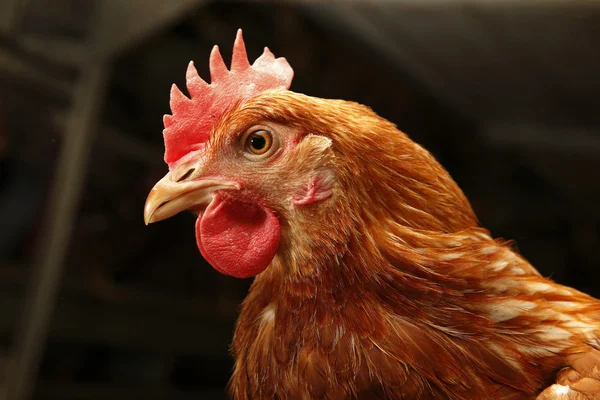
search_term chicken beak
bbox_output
[144,172,238,225]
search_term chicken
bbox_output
[144,30,600,399]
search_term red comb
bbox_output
[163,29,294,166]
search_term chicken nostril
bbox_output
[175,168,195,182]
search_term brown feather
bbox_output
[217,91,600,399]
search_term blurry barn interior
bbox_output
[0,0,599,399]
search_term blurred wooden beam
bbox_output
[4,59,111,400]
[3,2,121,396]
[0,46,72,99]
[0,0,29,35]
[16,36,86,67]
[53,112,164,165]
[96,0,206,58]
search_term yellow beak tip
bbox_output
[143,213,154,225]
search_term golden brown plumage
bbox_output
[219,92,600,399]
[144,32,600,399]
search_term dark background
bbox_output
[0,1,598,399]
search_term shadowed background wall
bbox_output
[0,1,598,399]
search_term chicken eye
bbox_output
[246,130,272,155]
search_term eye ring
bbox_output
[245,130,273,155]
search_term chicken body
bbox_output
[144,32,600,399]
[221,92,600,400]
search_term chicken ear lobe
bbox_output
[292,170,335,206]
[291,134,335,206]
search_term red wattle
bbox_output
[196,196,280,278]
